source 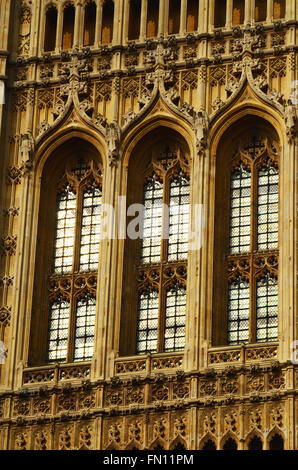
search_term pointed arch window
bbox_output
[102,0,114,44]
[44,6,57,52]
[128,0,141,40]
[227,135,279,345]
[83,1,96,46]
[62,4,75,50]
[214,0,226,28]
[255,0,267,22]
[232,0,245,25]
[147,0,159,38]
[168,0,181,35]
[47,159,102,363]
[186,0,199,32]
[273,0,285,20]
[136,146,190,354]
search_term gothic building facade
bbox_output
[0,0,297,450]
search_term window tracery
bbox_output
[227,134,279,345]
[135,146,190,354]
[47,159,102,363]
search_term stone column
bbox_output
[266,0,272,22]
[158,0,166,36]
[180,0,187,35]
[226,0,233,28]
[95,0,102,47]
[209,0,215,31]
[245,0,251,23]
[56,3,64,52]
[74,2,82,49]
[140,0,148,41]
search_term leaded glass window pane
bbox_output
[168,174,190,261]
[229,164,251,254]
[74,294,96,361]
[140,175,163,264]
[258,165,279,251]
[79,183,102,271]
[47,298,70,362]
[53,187,76,273]
[228,278,250,345]
[164,284,186,351]
[136,289,159,354]
[256,275,278,342]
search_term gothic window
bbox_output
[227,136,279,345]
[147,0,159,37]
[44,6,57,52]
[248,436,263,450]
[232,0,245,25]
[214,0,226,28]
[255,0,267,22]
[186,0,199,32]
[269,434,284,450]
[202,439,217,450]
[46,158,102,363]
[135,146,190,354]
[213,120,280,348]
[102,0,114,44]
[273,0,285,19]
[62,4,75,50]
[128,0,141,40]
[223,438,238,450]
[83,1,96,46]
[168,0,181,35]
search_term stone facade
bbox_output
[0,0,297,450]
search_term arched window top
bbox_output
[29,139,103,366]
[269,433,284,450]
[248,435,263,450]
[44,6,58,52]
[222,437,238,450]
[62,4,75,49]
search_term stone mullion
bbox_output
[226,0,233,28]
[140,0,148,41]
[113,0,123,45]
[198,0,207,33]
[184,144,205,372]
[157,172,170,353]
[55,3,64,53]
[95,0,102,47]
[208,0,215,31]
[244,0,251,24]
[266,0,272,22]
[250,162,258,344]
[91,160,122,380]
[74,2,83,49]
[29,0,40,58]
[123,0,130,43]
[158,0,166,36]
[180,0,187,35]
